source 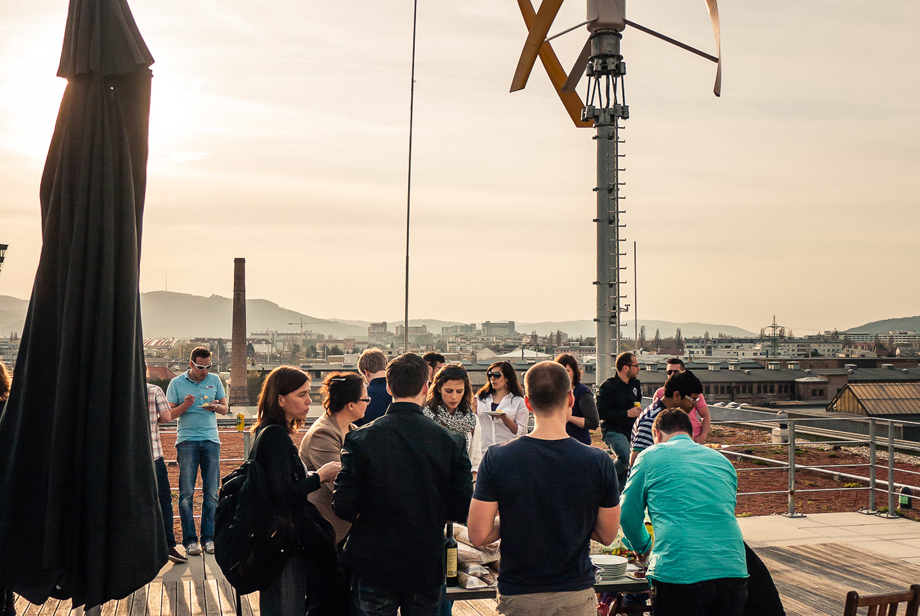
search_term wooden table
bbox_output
[445,573,650,601]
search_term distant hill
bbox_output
[0,295,28,337]
[845,316,920,335]
[0,291,757,340]
[140,291,366,339]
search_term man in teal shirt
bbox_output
[620,408,747,616]
[166,347,228,556]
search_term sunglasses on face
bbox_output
[666,369,680,375]
[357,397,372,403]
[192,363,212,370]
[487,372,503,379]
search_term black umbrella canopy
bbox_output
[0,0,165,608]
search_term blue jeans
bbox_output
[352,577,444,616]
[176,439,220,547]
[154,457,176,548]
[602,430,631,489]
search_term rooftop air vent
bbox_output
[804,369,812,374]
[881,364,894,370]
[904,369,910,373]
[844,364,857,370]
[744,370,752,375]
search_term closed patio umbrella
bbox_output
[0,0,165,608]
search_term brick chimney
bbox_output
[230,258,248,406]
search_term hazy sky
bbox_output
[1,0,918,334]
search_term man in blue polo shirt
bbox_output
[166,347,228,557]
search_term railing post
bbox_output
[865,419,877,513]
[784,419,803,517]
[243,430,252,459]
[882,419,898,518]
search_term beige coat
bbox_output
[299,413,354,544]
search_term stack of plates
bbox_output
[590,554,628,581]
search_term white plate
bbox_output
[590,555,628,566]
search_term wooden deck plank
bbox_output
[129,585,147,616]
[51,596,73,616]
[146,583,163,616]
[113,591,132,616]
[164,581,187,616]
[188,582,206,616]
[464,598,497,616]
[753,543,920,616]
[245,592,258,616]
[21,596,44,616]
[202,581,220,616]
[215,581,236,616]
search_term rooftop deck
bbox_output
[11,512,920,616]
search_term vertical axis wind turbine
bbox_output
[510,0,721,381]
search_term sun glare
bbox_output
[0,20,67,160]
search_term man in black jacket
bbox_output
[596,352,642,489]
[333,353,473,616]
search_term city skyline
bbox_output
[1,1,918,334]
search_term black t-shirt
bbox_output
[473,436,619,595]
[596,374,642,436]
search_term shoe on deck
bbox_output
[168,547,188,564]
[204,540,215,554]
[186,542,203,556]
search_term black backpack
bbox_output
[214,425,290,595]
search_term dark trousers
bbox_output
[351,576,444,616]
[154,457,177,548]
[652,577,747,616]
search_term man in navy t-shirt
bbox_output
[468,361,620,616]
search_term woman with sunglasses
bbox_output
[250,366,342,615]
[554,353,599,445]
[300,372,369,545]
[423,364,483,477]
[476,361,528,455]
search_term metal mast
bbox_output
[584,31,628,382]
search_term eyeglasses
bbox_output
[192,363,212,370]
[487,371,503,379]
[629,363,639,368]
[666,369,680,375]
[358,397,372,403]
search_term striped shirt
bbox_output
[630,400,665,453]
[147,383,169,460]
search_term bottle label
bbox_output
[446,547,458,577]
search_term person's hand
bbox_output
[317,461,342,484]
[627,406,641,418]
[694,433,708,444]
[184,393,196,407]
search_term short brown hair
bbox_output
[359,348,388,375]
[253,366,310,434]
[189,346,211,363]
[525,361,571,414]
[653,408,693,437]
[386,353,429,398]
[615,352,636,372]
[554,353,581,386]
[666,357,685,368]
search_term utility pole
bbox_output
[587,29,629,383]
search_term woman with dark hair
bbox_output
[476,361,528,455]
[300,372,369,544]
[423,364,482,476]
[251,366,342,616]
[555,353,600,445]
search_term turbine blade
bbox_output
[587,0,599,22]
[561,38,592,93]
[511,0,565,92]
[705,0,722,97]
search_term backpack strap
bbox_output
[249,423,285,460]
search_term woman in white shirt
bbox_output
[476,361,528,455]
[423,364,482,477]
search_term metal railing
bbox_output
[715,416,920,518]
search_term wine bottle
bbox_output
[445,522,459,587]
